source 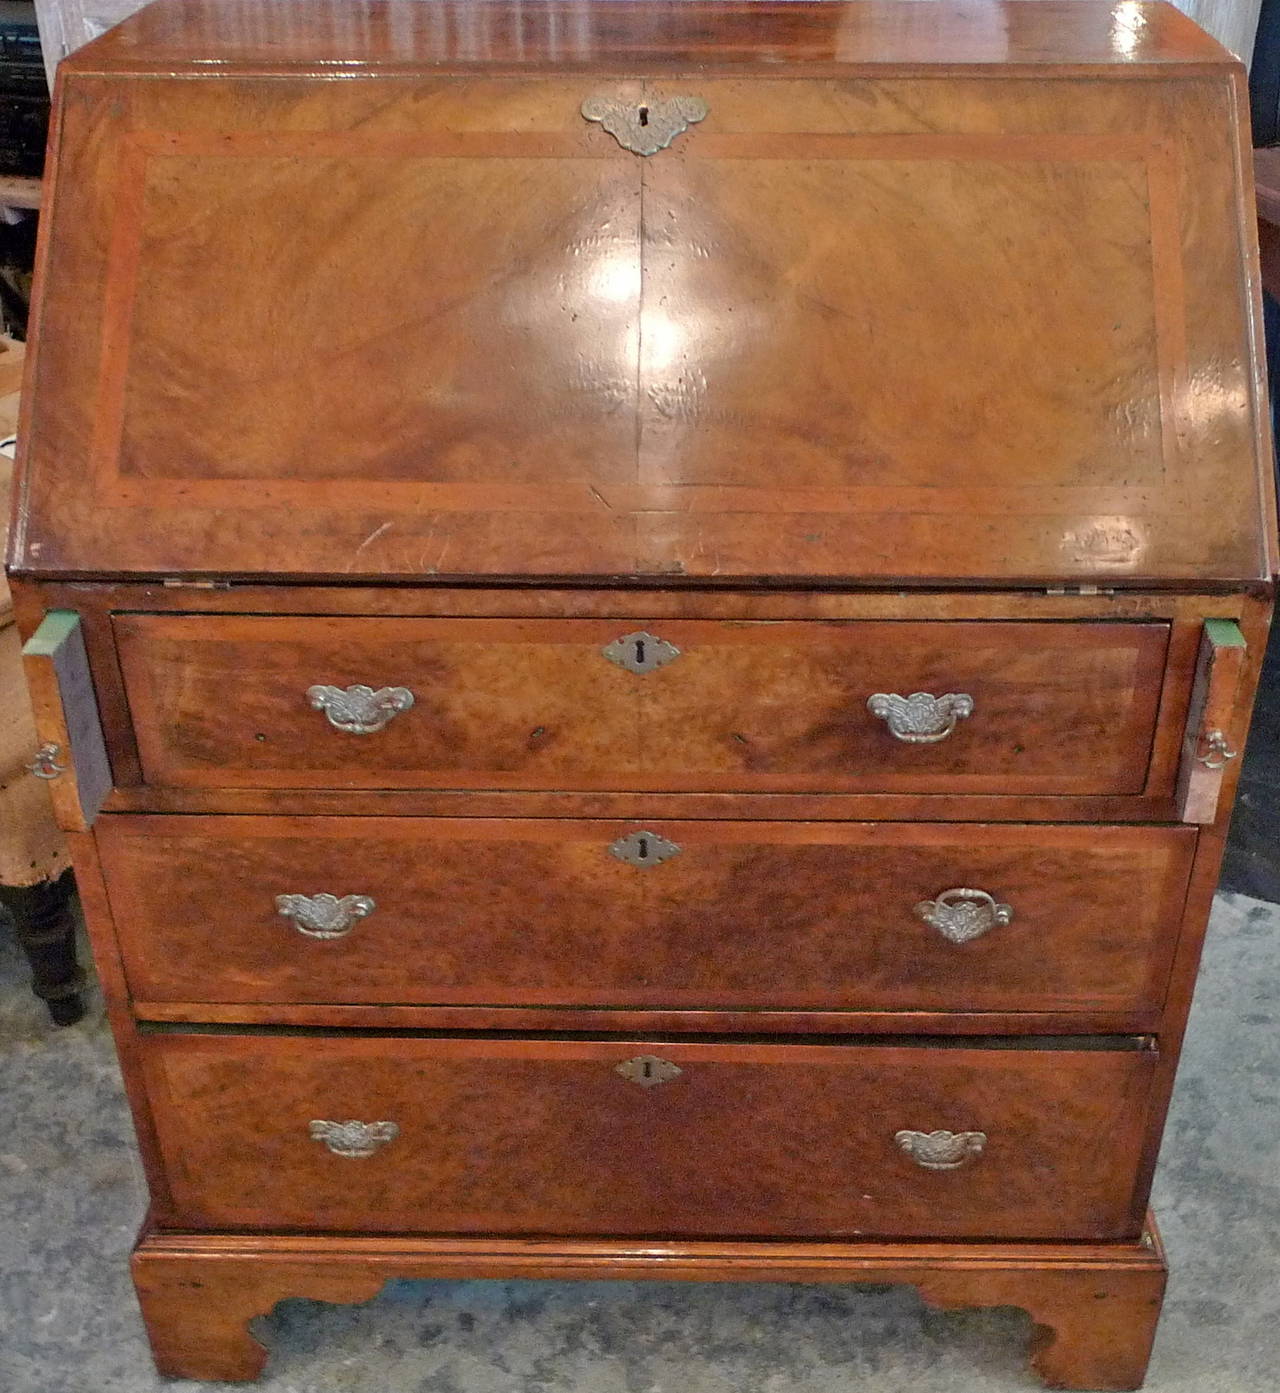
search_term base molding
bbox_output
[131,1219,1169,1389]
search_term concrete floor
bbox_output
[2,894,1278,1393]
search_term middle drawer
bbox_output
[99,816,1194,1013]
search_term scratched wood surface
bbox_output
[7,3,1272,583]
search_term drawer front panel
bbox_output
[102,816,1194,1013]
[141,1033,1156,1239]
[114,615,1169,795]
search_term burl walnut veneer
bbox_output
[7,2,1277,1386]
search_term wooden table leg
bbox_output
[1,868,85,1025]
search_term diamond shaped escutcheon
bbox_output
[608,830,681,868]
[601,631,681,675]
[616,1056,683,1087]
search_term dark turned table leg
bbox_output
[0,868,85,1025]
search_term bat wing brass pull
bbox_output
[309,1120,399,1158]
[895,1129,987,1170]
[276,892,376,940]
[914,887,1012,944]
[307,684,414,734]
[868,691,974,743]
[581,95,708,155]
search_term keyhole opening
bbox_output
[642,1059,655,1078]
[637,836,650,860]
[634,638,647,667]
[638,105,650,127]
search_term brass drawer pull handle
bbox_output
[602,630,681,674]
[868,691,974,743]
[581,95,708,156]
[1197,728,1238,770]
[276,893,375,940]
[309,1119,399,1158]
[895,1129,987,1171]
[616,1055,682,1087]
[609,829,681,868]
[307,683,415,734]
[27,741,66,779]
[914,887,1012,944]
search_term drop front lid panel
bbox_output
[9,25,1271,583]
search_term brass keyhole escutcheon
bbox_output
[602,630,680,675]
[609,829,681,868]
[616,1055,682,1088]
[580,95,708,156]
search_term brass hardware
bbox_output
[307,684,415,734]
[609,829,681,868]
[868,691,974,743]
[894,1129,987,1171]
[27,742,66,780]
[309,1119,399,1158]
[616,1055,682,1087]
[914,888,1012,944]
[602,630,681,674]
[276,893,376,940]
[21,611,112,829]
[580,95,708,155]
[1197,729,1238,770]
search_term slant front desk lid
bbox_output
[9,0,1275,585]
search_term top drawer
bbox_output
[114,615,1168,795]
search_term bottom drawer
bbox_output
[141,1033,1156,1240]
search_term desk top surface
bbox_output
[67,1,1235,76]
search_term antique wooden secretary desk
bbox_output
[8,0,1277,1385]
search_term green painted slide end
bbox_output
[21,609,81,658]
[1203,618,1246,649]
